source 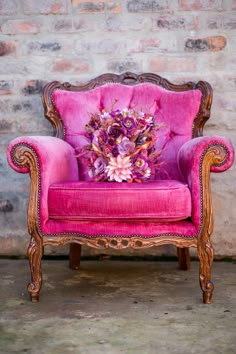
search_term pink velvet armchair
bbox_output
[7,72,234,303]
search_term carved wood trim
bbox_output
[11,143,43,302]
[42,72,212,139]
[197,144,229,303]
[44,235,197,249]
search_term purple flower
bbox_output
[108,138,115,146]
[122,117,136,131]
[110,110,119,118]
[118,137,135,155]
[112,147,119,157]
[97,130,107,145]
[108,125,124,138]
[133,155,148,171]
[94,157,106,175]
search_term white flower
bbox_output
[101,112,110,119]
[106,155,132,182]
[88,169,94,178]
[122,108,129,114]
[144,167,151,179]
[144,115,153,124]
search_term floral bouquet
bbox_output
[77,107,163,183]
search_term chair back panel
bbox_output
[43,73,212,181]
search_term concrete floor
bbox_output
[0,259,236,354]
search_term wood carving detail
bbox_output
[44,235,197,250]
[197,144,229,303]
[12,144,43,302]
[27,236,43,302]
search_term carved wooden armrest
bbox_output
[8,136,78,178]
[7,136,79,233]
[178,136,234,178]
[178,136,234,304]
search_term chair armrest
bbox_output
[7,136,79,230]
[178,136,234,179]
[8,136,79,181]
[177,136,234,229]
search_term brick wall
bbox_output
[0,0,235,257]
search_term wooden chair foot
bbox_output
[203,290,213,304]
[30,293,39,303]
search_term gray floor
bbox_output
[0,259,236,354]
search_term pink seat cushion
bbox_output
[48,180,191,221]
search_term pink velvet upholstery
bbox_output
[48,180,191,221]
[178,136,235,229]
[7,136,79,231]
[53,83,202,181]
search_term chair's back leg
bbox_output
[177,247,191,270]
[69,243,82,270]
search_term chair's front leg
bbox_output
[27,235,43,302]
[198,235,214,304]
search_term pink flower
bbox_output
[122,117,136,130]
[106,155,132,182]
[94,157,106,175]
[118,137,135,155]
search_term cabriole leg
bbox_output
[198,238,214,304]
[27,236,43,302]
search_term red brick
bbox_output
[208,36,227,51]
[127,0,168,12]
[130,38,161,53]
[107,60,142,73]
[76,38,123,54]
[23,0,68,14]
[0,0,17,15]
[179,0,224,11]
[52,59,90,73]
[1,19,41,35]
[232,0,236,10]
[222,16,236,29]
[0,41,17,56]
[104,14,150,31]
[149,57,197,72]
[22,80,47,95]
[0,119,13,132]
[0,81,13,95]
[206,16,221,29]
[73,18,95,31]
[152,15,198,31]
[26,41,62,55]
[71,0,121,13]
[185,36,226,52]
[50,18,73,32]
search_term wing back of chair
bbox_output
[42,73,212,181]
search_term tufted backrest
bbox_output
[52,83,202,181]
